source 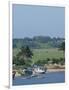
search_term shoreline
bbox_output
[47,68,65,73]
[15,69,65,77]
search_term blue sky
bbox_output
[12,4,65,38]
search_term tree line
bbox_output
[13,36,64,49]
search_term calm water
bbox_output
[13,71,65,86]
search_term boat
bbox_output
[23,65,47,77]
[32,67,46,75]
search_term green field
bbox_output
[13,48,64,64]
[32,48,64,62]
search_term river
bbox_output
[13,71,65,86]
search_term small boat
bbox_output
[23,65,47,77]
[32,67,46,76]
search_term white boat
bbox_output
[32,67,46,76]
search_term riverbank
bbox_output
[15,68,65,77]
[47,68,65,73]
[14,64,65,76]
[45,64,65,73]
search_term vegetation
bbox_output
[13,46,33,66]
[13,48,64,66]
[59,42,65,51]
[13,36,65,71]
[13,36,64,49]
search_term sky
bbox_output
[12,4,65,38]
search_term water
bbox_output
[13,71,65,86]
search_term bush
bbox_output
[35,58,51,65]
[59,58,65,65]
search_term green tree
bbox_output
[59,42,65,51]
[16,46,33,66]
